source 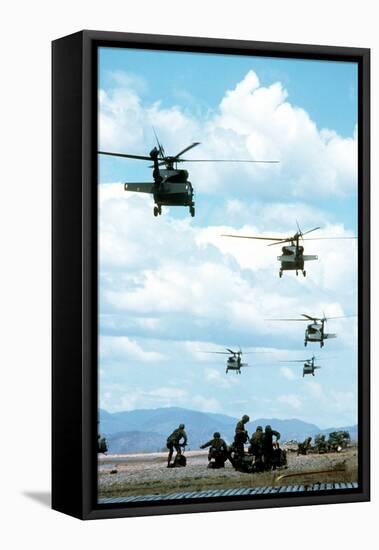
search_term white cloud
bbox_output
[99,184,357,350]
[100,335,166,362]
[278,393,303,409]
[99,69,357,199]
[280,366,297,381]
[97,69,358,424]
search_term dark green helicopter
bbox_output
[99,134,278,217]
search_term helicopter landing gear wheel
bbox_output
[304,341,307,347]
[296,270,298,276]
[303,270,306,277]
[279,270,283,278]
[321,341,324,348]
[190,206,195,217]
[153,206,159,217]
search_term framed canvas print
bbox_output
[52,30,370,520]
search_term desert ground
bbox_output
[98,446,358,499]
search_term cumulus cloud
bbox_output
[278,393,303,410]
[99,184,357,350]
[99,69,357,199]
[97,68,358,425]
[280,366,297,381]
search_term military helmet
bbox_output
[265,424,272,431]
[179,423,185,429]
[256,426,263,431]
[242,414,250,422]
[213,432,221,438]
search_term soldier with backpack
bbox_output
[166,423,188,467]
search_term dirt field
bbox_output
[98,446,358,499]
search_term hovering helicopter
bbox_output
[222,222,356,277]
[99,134,278,217]
[280,355,322,377]
[203,348,262,374]
[269,313,355,347]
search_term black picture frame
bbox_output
[52,30,370,520]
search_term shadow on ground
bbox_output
[23,491,51,508]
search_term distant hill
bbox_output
[99,407,357,453]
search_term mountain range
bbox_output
[99,407,357,453]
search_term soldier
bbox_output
[166,423,187,467]
[315,434,328,453]
[249,425,264,469]
[97,434,108,454]
[233,414,250,456]
[297,436,312,455]
[200,432,229,469]
[263,425,280,470]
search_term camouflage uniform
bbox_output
[166,424,188,466]
[297,436,312,455]
[315,434,328,453]
[328,431,350,452]
[263,425,280,470]
[200,432,228,468]
[249,426,264,468]
[233,415,250,456]
[98,434,108,454]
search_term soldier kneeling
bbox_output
[200,432,229,469]
[297,436,312,455]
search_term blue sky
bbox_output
[98,46,358,428]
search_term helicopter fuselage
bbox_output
[226,356,246,374]
[154,169,194,207]
[277,244,318,277]
[303,361,318,377]
[304,322,336,347]
[124,168,195,216]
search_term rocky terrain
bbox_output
[98,445,358,499]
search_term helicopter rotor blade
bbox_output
[152,127,165,158]
[267,238,293,247]
[280,359,309,363]
[173,142,201,159]
[324,314,357,320]
[226,348,237,355]
[301,226,321,236]
[296,220,302,239]
[222,234,286,242]
[202,351,231,355]
[266,318,309,322]
[301,236,357,240]
[177,159,280,163]
[301,314,318,321]
[98,151,152,161]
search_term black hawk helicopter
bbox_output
[280,354,323,377]
[99,135,278,217]
[203,348,263,374]
[222,222,356,277]
[269,313,355,347]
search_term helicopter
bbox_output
[269,313,355,347]
[203,348,262,374]
[222,222,356,277]
[99,135,278,217]
[280,355,323,377]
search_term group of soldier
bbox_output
[166,415,284,472]
[296,431,351,455]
